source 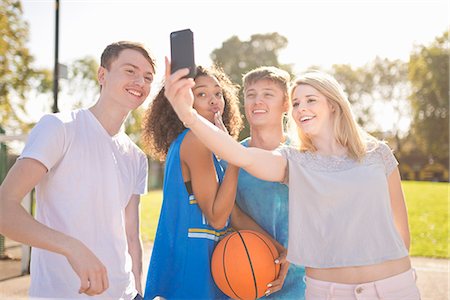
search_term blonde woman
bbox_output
[163,58,420,299]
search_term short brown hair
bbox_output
[243,66,291,100]
[100,41,156,71]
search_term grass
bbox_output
[403,181,449,258]
[140,190,163,244]
[140,181,449,258]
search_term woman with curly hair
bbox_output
[142,65,243,299]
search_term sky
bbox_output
[19,0,450,131]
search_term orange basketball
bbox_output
[211,230,280,300]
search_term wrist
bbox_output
[182,109,198,128]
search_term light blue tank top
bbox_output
[144,129,229,299]
[232,138,306,300]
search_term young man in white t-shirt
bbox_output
[0,41,155,299]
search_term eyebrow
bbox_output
[246,87,275,93]
[193,84,221,90]
[122,63,154,75]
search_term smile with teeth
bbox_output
[252,109,267,114]
[127,89,142,97]
[300,115,315,122]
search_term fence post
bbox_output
[0,127,7,259]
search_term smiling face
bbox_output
[244,79,288,128]
[98,48,155,111]
[291,84,335,139]
[192,75,225,123]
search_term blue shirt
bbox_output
[144,130,229,299]
[228,138,306,300]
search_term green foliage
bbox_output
[211,32,293,138]
[404,181,449,258]
[211,33,293,85]
[64,56,100,109]
[140,190,163,242]
[331,57,409,134]
[0,0,52,133]
[125,107,145,146]
[141,182,449,258]
[331,64,375,126]
[408,31,449,166]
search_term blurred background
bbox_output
[0,0,448,298]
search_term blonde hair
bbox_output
[290,71,372,160]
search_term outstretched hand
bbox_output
[66,241,109,296]
[265,248,290,297]
[163,57,196,124]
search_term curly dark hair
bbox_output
[142,65,243,161]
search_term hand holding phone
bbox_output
[170,29,196,78]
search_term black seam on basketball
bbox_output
[222,235,240,299]
[247,231,279,278]
[237,231,258,300]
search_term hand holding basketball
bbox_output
[211,230,280,300]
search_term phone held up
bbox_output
[170,29,196,78]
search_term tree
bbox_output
[0,0,51,133]
[211,33,292,86]
[367,57,410,151]
[210,32,293,138]
[331,64,375,127]
[408,31,449,166]
[62,56,99,110]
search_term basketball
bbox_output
[211,230,280,300]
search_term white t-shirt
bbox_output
[19,109,148,299]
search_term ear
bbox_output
[328,101,336,113]
[97,66,106,86]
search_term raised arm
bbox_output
[164,58,287,182]
[0,158,109,296]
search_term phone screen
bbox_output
[170,29,196,78]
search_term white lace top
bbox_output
[278,141,408,268]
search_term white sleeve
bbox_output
[377,142,399,176]
[133,152,148,195]
[277,146,293,186]
[19,114,65,171]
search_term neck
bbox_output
[311,133,347,156]
[249,125,285,150]
[89,96,130,136]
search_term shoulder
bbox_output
[365,139,395,159]
[180,131,212,163]
[277,145,301,159]
[182,131,210,153]
[35,109,87,133]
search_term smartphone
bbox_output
[170,29,196,78]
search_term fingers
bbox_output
[84,272,101,296]
[78,274,90,294]
[164,56,191,85]
[102,267,109,292]
[265,256,290,296]
[214,112,228,134]
[165,56,171,79]
[79,267,108,296]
